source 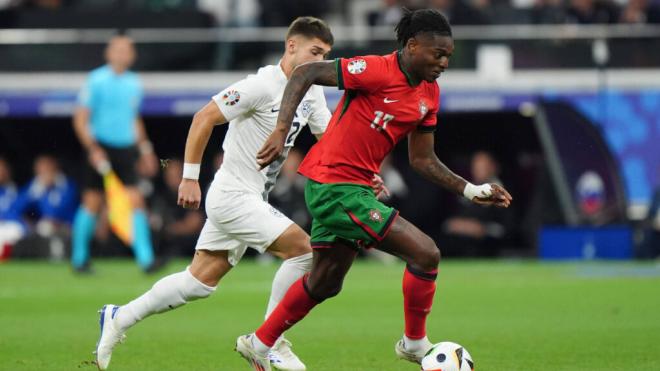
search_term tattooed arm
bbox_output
[408,130,513,207]
[256,60,337,169]
[408,130,467,195]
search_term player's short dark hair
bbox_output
[286,16,334,46]
[395,8,452,47]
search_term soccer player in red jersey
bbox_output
[236,9,513,370]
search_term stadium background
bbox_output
[0,0,659,370]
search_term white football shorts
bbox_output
[195,186,294,266]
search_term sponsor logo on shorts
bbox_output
[222,90,240,106]
[368,209,383,223]
[347,59,367,74]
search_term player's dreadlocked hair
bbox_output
[286,16,334,46]
[395,8,452,47]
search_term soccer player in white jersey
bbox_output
[93,17,372,371]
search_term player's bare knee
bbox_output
[321,284,343,300]
[413,235,440,272]
[280,236,312,260]
[306,267,346,301]
[189,250,232,287]
[268,225,312,260]
[305,279,343,301]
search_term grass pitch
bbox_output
[1,259,659,370]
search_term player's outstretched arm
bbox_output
[408,130,512,208]
[178,101,227,210]
[257,60,337,169]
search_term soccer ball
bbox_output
[420,342,474,371]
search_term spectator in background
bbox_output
[71,35,160,273]
[10,155,78,260]
[12,155,78,225]
[619,0,660,23]
[150,159,204,257]
[442,151,513,256]
[0,157,23,256]
[566,0,620,23]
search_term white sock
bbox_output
[251,333,271,356]
[114,268,215,332]
[264,252,312,318]
[404,335,432,351]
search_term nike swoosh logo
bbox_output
[271,107,280,112]
[383,98,398,103]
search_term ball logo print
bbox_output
[222,89,240,106]
[347,59,367,74]
[421,342,474,371]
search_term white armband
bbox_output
[182,163,201,180]
[463,183,492,200]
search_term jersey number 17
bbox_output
[371,111,394,132]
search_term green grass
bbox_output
[1,259,660,370]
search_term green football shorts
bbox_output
[304,179,399,249]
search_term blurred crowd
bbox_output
[1,148,659,262]
[2,0,658,71]
[1,0,658,26]
[370,0,660,26]
[0,154,206,262]
[0,149,514,262]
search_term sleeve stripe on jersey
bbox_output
[335,58,345,91]
[417,125,437,133]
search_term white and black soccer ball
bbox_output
[421,342,474,371]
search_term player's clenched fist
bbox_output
[469,183,513,208]
[178,178,201,209]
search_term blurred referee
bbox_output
[71,35,159,273]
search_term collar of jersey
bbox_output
[396,50,418,87]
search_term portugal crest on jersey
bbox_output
[347,59,367,74]
[368,209,383,223]
[419,100,428,119]
[222,90,240,106]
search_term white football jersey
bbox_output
[211,63,331,199]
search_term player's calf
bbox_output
[112,268,216,332]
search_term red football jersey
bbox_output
[298,51,440,186]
